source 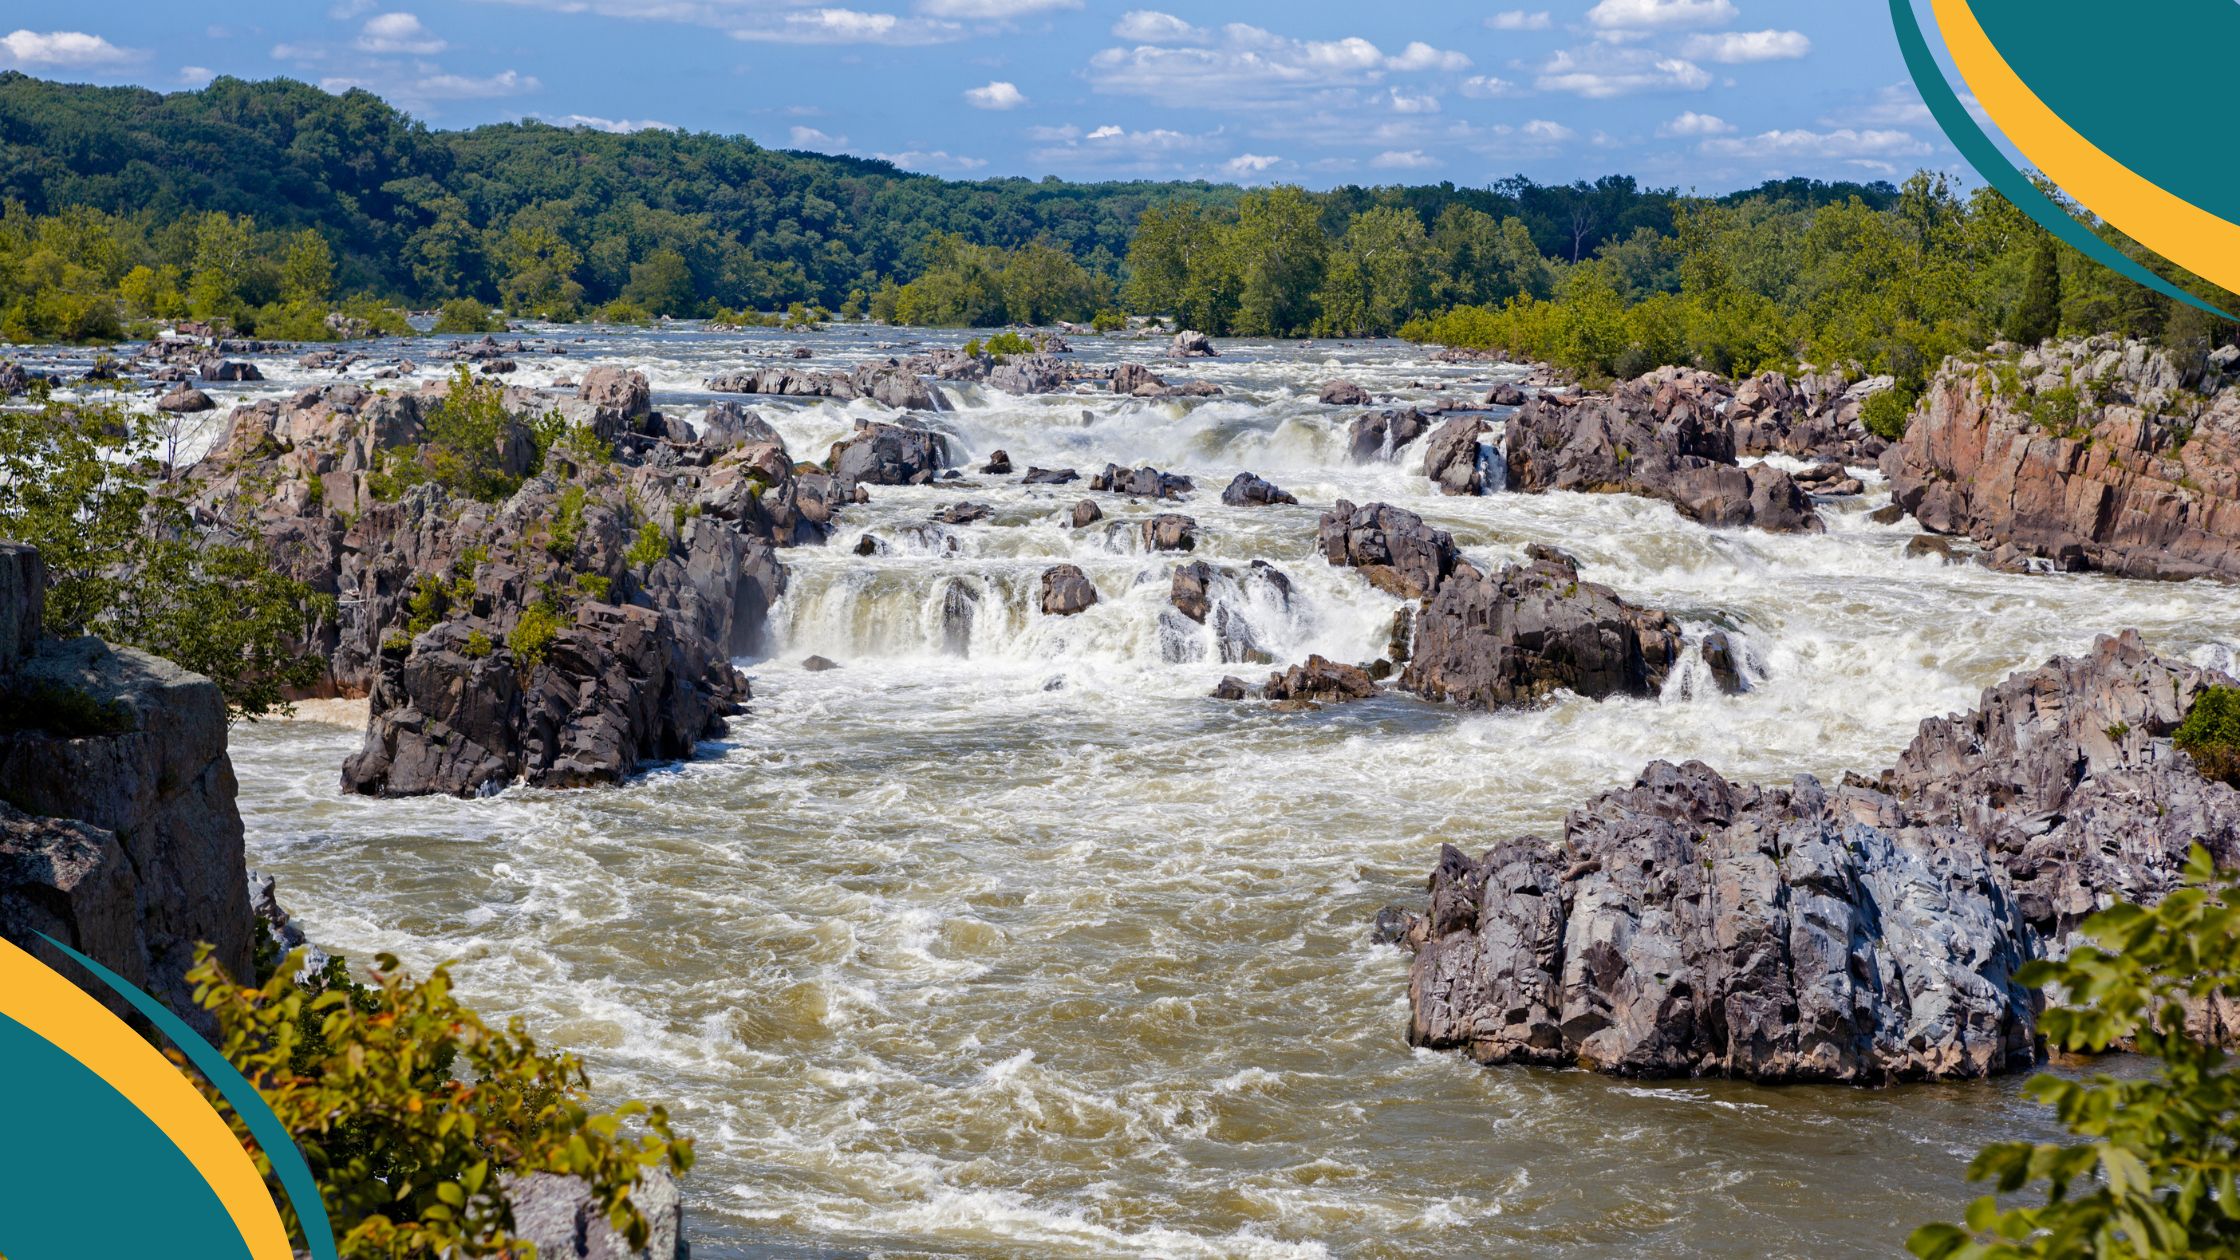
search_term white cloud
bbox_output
[0,29,142,68]
[355,12,446,55]
[1089,23,1471,109]
[1459,75,1520,99]
[1487,11,1552,30]
[178,65,215,87]
[549,113,678,133]
[1700,127,1931,161]
[328,0,379,17]
[875,148,989,171]
[321,67,540,104]
[917,0,1078,16]
[1388,88,1439,114]
[1657,110,1732,137]
[1371,149,1438,170]
[1030,123,1221,173]
[271,42,324,61]
[1523,119,1575,141]
[1111,10,1210,44]
[1834,82,1934,128]
[964,79,1027,109]
[1585,0,1738,29]
[1682,29,1811,63]
[1388,41,1470,72]
[1536,46,1710,96]
[1086,124,1125,139]
[1222,153,1284,176]
[789,125,849,147]
[731,9,962,45]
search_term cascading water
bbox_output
[221,323,2240,1260]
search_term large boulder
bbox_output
[987,354,1071,396]
[1142,514,1199,553]
[504,1169,688,1260]
[1885,340,2240,580]
[1321,379,1373,406]
[1403,632,2240,1084]
[1422,417,1493,496]
[1346,408,1431,464]
[577,366,651,422]
[1220,472,1296,508]
[1091,464,1193,500]
[156,385,216,414]
[1264,655,1379,708]
[1400,546,1682,708]
[828,420,948,487]
[1172,330,1218,358]
[1317,500,1469,600]
[1504,369,1823,533]
[1039,565,1099,617]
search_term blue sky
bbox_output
[0,1,1965,191]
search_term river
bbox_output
[194,323,2240,1258]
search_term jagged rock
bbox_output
[1484,383,1527,407]
[1885,339,2240,580]
[1317,500,1468,600]
[0,361,26,395]
[1071,500,1102,528]
[1422,417,1493,496]
[1173,330,1218,357]
[695,402,782,452]
[1401,546,1682,708]
[989,355,1072,396]
[932,502,994,526]
[828,420,948,487]
[1024,467,1079,485]
[1221,472,1297,507]
[504,1169,688,1260]
[1142,513,1198,552]
[1321,379,1373,406]
[1404,632,2240,1084]
[1264,655,1378,708]
[1211,676,1251,701]
[982,450,1013,475]
[1039,565,1100,617]
[940,579,979,655]
[1504,371,1823,534]
[0,802,147,1025]
[156,385,215,413]
[1091,464,1193,499]
[480,359,518,375]
[1111,363,1166,394]
[1346,408,1430,463]
[1728,370,1890,466]
[578,366,651,420]
[1699,631,1746,694]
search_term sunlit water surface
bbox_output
[195,323,2240,1258]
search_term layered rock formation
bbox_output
[1401,546,1683,708]
[189,372,815,798]
[1317,501,1470,601]
[1886,338,2240,580]
[0,543,254,1031]
[1403,632,2240,1083]
[1504,368,1824,533]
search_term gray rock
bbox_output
[1317,500,1467,600]
[1071,500,1102,528]
[1346,408,1430,464]
[1172,330,1218,357]
[1320,379,1373,406]
[1422,417,1493,496]
[1401,546,1682,709]
[1142,514,1198,553]
[504,1169,688,1260]
[1264,655,1378,708]
[156,385,216,413]
[1091,464,1193,499]
[1220,472,1296,508]
[828,421,948,487]
[1039,565,1100,617]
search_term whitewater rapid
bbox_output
[216,323,2240,1259]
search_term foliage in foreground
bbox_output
[1909,846,2240,1259]
[0,397,328,719]
[2176,687,2240,788]
[187,947,693,1258]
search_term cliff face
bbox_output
[1886,338,2240,580]
[0,542,253,1029]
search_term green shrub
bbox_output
[432,298,506,335]
[391,367,532,503]
[1090,309,1126,334]
[593,298,651,326]
[462,630,495,659]
[1862,387,1917,442]
[2176,686,2240,787]
[507,605,564,667]
[1908,845,2240,1259]
[187,947,692,1258]
[625,521,668,570]
[548,485,589,558]
[572,573,612,602]
[2028,385,2089,439]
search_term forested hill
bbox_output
[0,71,1895,312]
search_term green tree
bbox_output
[1229,186,1326,337]
[2006,235,2063,348]
[187,211,257,322]
[1909,847,2240,1260]
[280,229,336,306]
[0,401,329,718]
[1314,206,1431,337]
[491,223,584,320]
[622,247,697,318]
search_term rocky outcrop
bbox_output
[1317,501,1469,600]
[1220,473,1296,508]
[157,385,215,413]
[1071,500,1102,528]
[1422,417,1493,496]
[706,358,936,411]
[1504,369,1823,533]
[989,354,1073,396]
[506,1169,688,1260]
[1321,379,1373,406]
[1264,656,1379,708]
[1091,465,1193,500]
[1885,338,2240,581]
[1173,330,1218,358]
[1039,565,1099,617]
[1142,514,1198,553]
[0,543,254,1030]
[187,372,801,799]
[1403,632,2240,1084]
[1346,408,1430,464]
[1728,370,1892,466]
[1401,546,1683,709]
